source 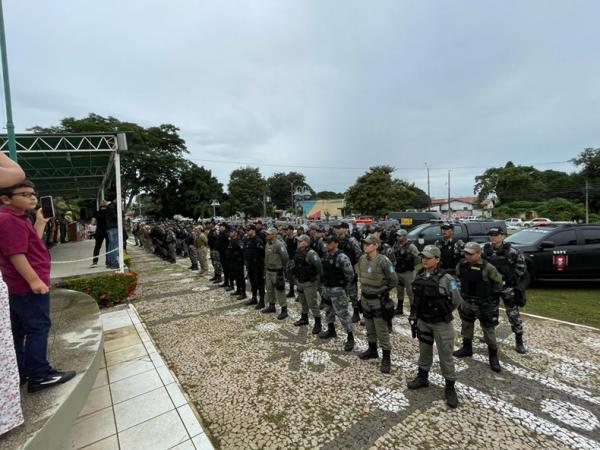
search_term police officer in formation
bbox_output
[285,225,298,298]
[482,227,528,354]
[320,235,356,351]
[392,229,419,316]
[262,227,290,320]
[435,223,465,274]
[228,227,246,300]
[333,223,362,324]
[453,241,504,372]
[291,235,322,333]
[243,224,266,308]
[207,222,222,284]
[357,235,398,374]
[407,245,461,408]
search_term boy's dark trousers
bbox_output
[9,292,52,379]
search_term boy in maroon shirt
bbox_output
[0,180,75,393]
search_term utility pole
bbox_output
[0,0,17,161]
[585,180,589,224]
[447,170,451,219]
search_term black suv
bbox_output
[505,224,600,282]
[406,220,507,250]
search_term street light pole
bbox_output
[0,0,17,161]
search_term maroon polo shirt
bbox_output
[0,207,51,294]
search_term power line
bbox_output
[188,157,574,172]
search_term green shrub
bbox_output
[59,271,138,307]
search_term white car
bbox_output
[504,218,523,227]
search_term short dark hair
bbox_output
[0,179,36,197]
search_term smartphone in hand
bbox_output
[40,196,55,219]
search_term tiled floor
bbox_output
[63,306,214,450]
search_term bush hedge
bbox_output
[59,271,138,307]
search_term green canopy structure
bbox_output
[0,132,128,271]
[0,133,125,200]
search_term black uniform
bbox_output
[244,234,266,302]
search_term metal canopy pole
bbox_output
[0,0,16,161]
[115,133,127,273]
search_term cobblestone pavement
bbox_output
[128,246,600,450]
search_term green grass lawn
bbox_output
[523,288,600,328]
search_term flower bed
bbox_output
[58,271,138,307]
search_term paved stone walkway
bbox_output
[129,245,600,450]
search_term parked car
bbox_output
[388,211,443,230]
[523,217,552,227]
[406,220,507,250]
[505,223,600,283]
[504,218,523,227]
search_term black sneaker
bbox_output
[28,369,76,393]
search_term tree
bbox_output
[316,191,345,200]
[572,148,600,179]
[228,167,267,217]
[474,162,545,203]
[30,113,188,209]
[146,162,224,219]
[266,172,314,210]
[345,166,430,216]
[537,198,585,221]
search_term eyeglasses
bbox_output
[10,192,38,198]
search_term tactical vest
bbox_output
[394,242,415,273]
[339,238,358,266]
[293,250,318,283]
[458,260,492,300]
[265,241,283,269]
[322,250,346,287]
[483,243,514,283]
[358,254,386,289]
[439,239,458,270]
[413,270,453,323]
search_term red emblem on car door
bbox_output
[552,250,568,271]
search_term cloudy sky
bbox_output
[4,1,599,197]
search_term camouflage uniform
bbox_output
[292,248,322,318]
[322,250,355,333]
[338,236,362,313]
[165,228,177,263]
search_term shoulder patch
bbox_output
[389,265,395,273]
[449,279,457,290]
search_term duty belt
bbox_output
[267,268,282,272]
[361,292,380,300]
[463,296,484,305]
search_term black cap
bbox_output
[325,235,339,243]
[332,222,343,229]
[340,222,350,229]
[488,227,504,235]
[441,222,454,230]
[247,224,256,230]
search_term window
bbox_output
[550,230,578,246]
[422,226,441,237]
[582,229,600,245]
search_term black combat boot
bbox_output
[351,308,360,323]
[515,334,527,354]
[212,275,222,284]
[209,274,217,282]
[344,332,355,352]
[488,347,501,372]
[218,281,227,288]
[254,297,265,309]
[407,367,429,389]
[318,323,337,339]
[230,290,239,296]
[225,285,234,292]
[261,303,276,314]
[245,296,258,306]
[286,285,295,298]
[311,317,322,335]
[445,379,458,409]
[395,302,404,316]
[294,314,309,327]
[453,340,473,358]
[380,350,391,374]
[359,342,379,360]
[236,292,247,300]
[277,306,288,320]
